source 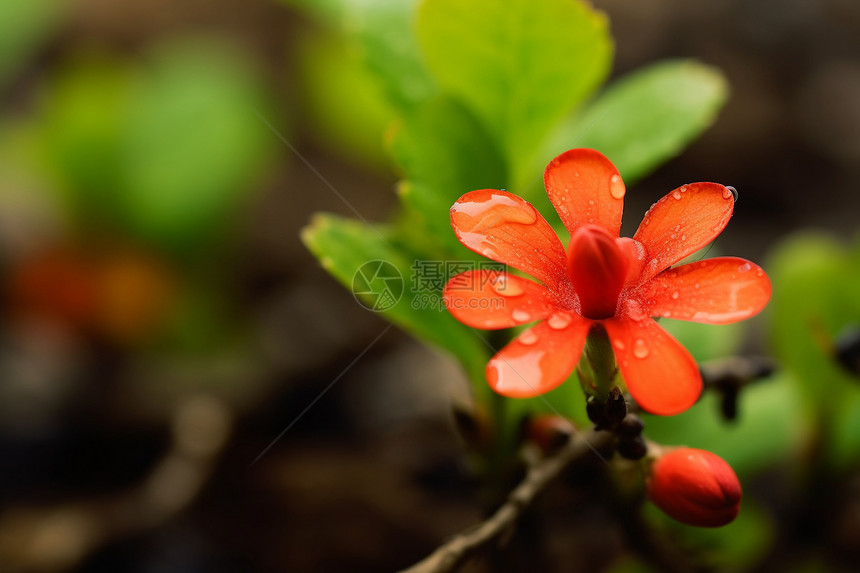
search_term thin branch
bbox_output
[398,429,612,573]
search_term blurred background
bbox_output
[1,0,859,572]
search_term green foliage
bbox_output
[767,232,860,467]
[0,0,65,86]
[292,0,730,418]
[542,60,729,185]
[417,0,612,185]
[37,40,275,256]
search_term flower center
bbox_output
[567,224,629,320]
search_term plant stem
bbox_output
[578,324,618,401]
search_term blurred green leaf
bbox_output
[118,40,275,253]
[661,319,744,364]
[0,0,65,86]
[39,54,135,219]
[645,373,806,477]
[284,0,433,110]
[302,213,489,382]
[541,60,728,184]
[417,0,612,182]
[294,26,394,171]
[767,232,860,466]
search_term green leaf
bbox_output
[0,0,65,86]
[294,26,395,172]
[118,40,275,253]
[390,96,508,254]
[284,0,434,110]
[417,0,612,181]
[302,213,489,382]
[541,60,728,185]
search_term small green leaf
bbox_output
[302,213,489,382]
[542,60,728,185]
[417,0,612,180]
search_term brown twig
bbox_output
[398,428,611,573]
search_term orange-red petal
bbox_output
[486,314,590,398]
[451,189,568,290]
[544,148,625,238]
[641,257,772,324]
[604,317,702,416]
[443,270,555,329]
[633,183,735,282]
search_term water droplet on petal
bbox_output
[613,339,626,351]
[588,200,595,206]
[662,310,672,318]
[737,262,752,273]
[512,309,532,322]
[681,234,686,241]
[609,174,626,199]
[724,186,738,201]
[547,312,572,330]
[453,192,538,232]
[624,299,646,321]
[694,283,700,289]
[633,339,649,359]
[492,275,524,296]
[519,329,538,345]
[672,191,682,200]
[671,291,679,300]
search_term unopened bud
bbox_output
[647,448,741,527]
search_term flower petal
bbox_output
[486,314,591,398]
[604,317,701,415]
[443,270,555,329]
[633,183,735,282]
[544,148,625,238]
[451,189,568,290]
[642,257,772,324]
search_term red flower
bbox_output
[647,447,742,527]
[443,149,771,415]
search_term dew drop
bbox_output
[519,329,538,346]
[453,192,537,232]
[588,200,595,206]
[512,309,531,322]
[547,312,572,330]
[737,262,752,273]
[672,190,682,200]
[613,339,626,351]
[609,174,626,199]
[681,234,686,241]
[633,339,649,359]
[492,275,524,296]
[724,186,738,201]
[671,291,679,300]
[662,310,672,318]
[694,283,700,289]
[624,299,646,321]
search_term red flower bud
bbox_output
[647,448,741,527]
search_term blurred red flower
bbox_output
[443,149,771,415]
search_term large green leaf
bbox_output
[390,96,507,254]
[283,0,434,110]
[540,60,728,185]
[417,0,612,182]
[302,213,489,383]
